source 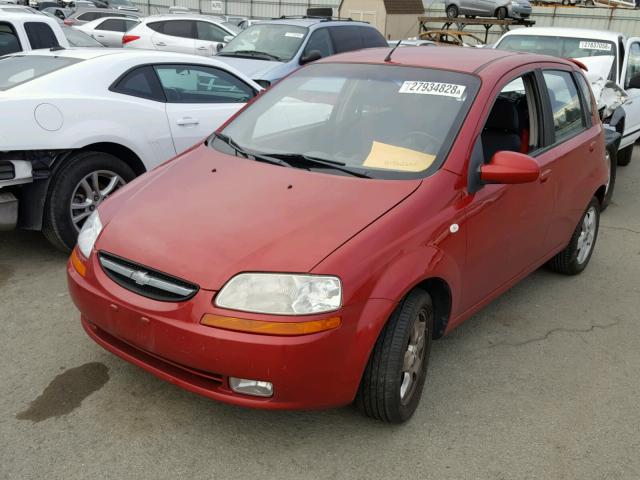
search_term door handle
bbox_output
[540,168,552,183]
[197,46,208,50]
[155,41,166,46]
[589,141,596,152]
[176,117,199,126]
[97,34,105,38]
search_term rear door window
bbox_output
[77,12,99,21]
[359,26,387,48]
[329,26,362,53]
[162,20,194,39]
[24,22,60,50]
[542,70,587,142]
[0,22,22,56]
[97,19,126,32]
[154,64,255,103]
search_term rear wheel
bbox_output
[547,197,600,275]
[356,289,433,423]
[601,146,616,211]
[561,0,570,5]
[446,4,459,18]
[42,151,135,252]
[496,6,508,19]
[617,144,633,166]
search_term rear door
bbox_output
[194,20,228,56]
[153,64,256,153]
[620,37,640,148]
[149,19,195,54]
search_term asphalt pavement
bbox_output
[1,148,639,480]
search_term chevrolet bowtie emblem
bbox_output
[131,270,151,286]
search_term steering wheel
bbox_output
[394,131,440,153]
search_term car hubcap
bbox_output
[576,206,597,264]
[605,150,611,195]
[70,170,124,231]
[400,310,427,404]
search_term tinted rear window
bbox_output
[0,55,81,90]
[24,22,60,49]
[111,66,165,101]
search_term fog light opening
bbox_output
[229,377,273,398]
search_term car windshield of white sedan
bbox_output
[497,35,617,80]
[218,24,307,62]
[0,55,82,90]
[214,63,478,178]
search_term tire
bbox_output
[496,6,507,19]
[446,4,459,18]
[601,146,616,211]
[561,0,570,5]
[42,151,135,252]
[356,289,434,423]
[617,144,633,166]
[547,197,600,275]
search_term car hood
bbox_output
[96,145,421,290]
[214,55,290,82]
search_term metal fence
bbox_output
[131,0,341,18]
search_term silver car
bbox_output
[445,0,532,20]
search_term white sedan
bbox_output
[74,16,141,47]
[0,48,261,251]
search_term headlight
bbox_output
[77,211,102,258]
[215,273,342,315]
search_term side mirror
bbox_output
[480,151,540,184]
[300,50,322,65]
[216,43,224,52]
[627,74,640,90]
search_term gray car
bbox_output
[445,0,532,20]
[215,17,387,87]
[63,7,140,26]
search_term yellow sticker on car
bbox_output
[363,141,436,172]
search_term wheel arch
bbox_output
[594,185,607,206]
[79,142,147,176]
[412,277,452,339]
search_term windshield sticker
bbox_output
[363,141,436,172]
[285,32,304,38]
[579,41,612,52]
[399,81,466,99]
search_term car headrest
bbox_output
[485,98,519,132]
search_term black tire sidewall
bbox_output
[44,151,135,251]
[602,146,617,210]
[617,145,633,166]
[446,5,459,18]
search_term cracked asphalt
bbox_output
[1,148,639,480]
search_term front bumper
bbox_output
[508,4,531,18]
[68,251,395,410]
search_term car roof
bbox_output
[499,27,622,43]
[0,11,58,22]
[71,7,136,15]
[316,46,574,75]
[259,17,374,28]
[140,14,226,22]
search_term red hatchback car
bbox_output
[68,47,607,423]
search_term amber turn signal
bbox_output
[70,249,87,277]
[201,314,341,336]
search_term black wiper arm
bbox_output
[266,153,370,178]
[213,133,292,168]
[222,49,281,61]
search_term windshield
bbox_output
[63,27,103,46]
[0,55,82,90]
[218,24,308,62]
[213,63,479,179]
[496,35,617,80]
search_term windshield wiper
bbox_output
[218,50,282,61]
[264,153,371,178]
[213,133,292,168]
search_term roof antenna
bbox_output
[384,40,402,62]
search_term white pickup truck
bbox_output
[0,11,70,55]
[495,27,640,167]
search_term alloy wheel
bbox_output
[400,309,428,404]
[69,170,125,231]
[576,206,597,264]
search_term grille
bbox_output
[98,251,199,302]
[0,162,15,181]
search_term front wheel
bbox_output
[446,4,459,18]
[547,197,600,275]
[42,151,135,252]
[356,289,433,423]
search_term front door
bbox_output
[194,21,228,57]
[154,64,256,153]
[461,72,555,311]
[620,37,640,149]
